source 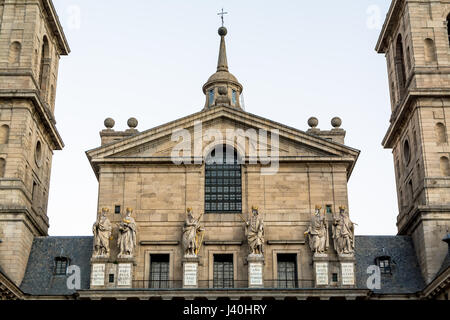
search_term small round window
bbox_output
[403,139,411,165]
[35,140,43,167]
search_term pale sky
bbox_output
[48,0,395,236]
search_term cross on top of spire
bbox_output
[217,8,228,27]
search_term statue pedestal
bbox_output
[182,255,199,288]
[89,256,135,289]
[338,254,356,287]
[247,254,264,288]
[90,261,106,288]
[116,257,135,289]
[313,254,329,287]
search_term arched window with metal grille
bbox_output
[205,145,242,213]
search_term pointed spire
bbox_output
[217,27,228,72]
[202,25,243,110]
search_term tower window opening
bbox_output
[435,123,447,143]
[447,14,450,46]
[0,125,9,144]
[424,38,437,62]
[39,36,50,96]
[8,41,21,65]
[209,89,214,106]
[395,35,407,95]
[406,46,411,70]
[0,158,5,178]
[408,180,413,202]
[403,139,411,165]
[232,89,237,105]
[35,140,43,167]
[440,156,450,176]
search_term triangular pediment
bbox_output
[86,106,359,177]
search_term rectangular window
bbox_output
[326,205,332,214]
[209,89,214,106]
[377,257,392,274]
[114,205,121,214]
[408,180,413,201]
[232,90,237,104]
[150,254,170,288]
[277,254,297,288]
[109,274,115,283]
[213,254,234,288]
[205,148,242,214]
[332,273,338,282]
[32,181,37,201]
[54,257,68,275]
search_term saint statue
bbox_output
[117,207,137,258]
[243,206,264,255]
[182,208,204,256]
[304,205,329,254]
[92,207,112,257]
[332,205,355,255]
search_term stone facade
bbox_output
[0,0,449,300]
[0,0,69,286]
[376,0,450,284]
[86,108,357,288]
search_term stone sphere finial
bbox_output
[127,117,138,129]
[307,117,319,128]
[218,26,227,36]
[331,117,342,128]
[104,117,115,129]
[218,86,227,95]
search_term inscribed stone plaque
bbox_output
[183,263,198,286]
[341,262,355,285]
[315,262,328,285]
[117,263,132,286]
[91,264,105,286]
[249,263,263,286]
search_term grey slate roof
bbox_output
[355,235,425,294]
[20,236,93,296]
[18,235,426,296]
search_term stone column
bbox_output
[182,255,199,288]
[313,253,330,287]
[247,254,264,288]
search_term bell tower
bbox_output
[376,0,450,283]
[0,0,69,285]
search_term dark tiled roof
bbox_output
[20,236,93,296]
[19,235,426,296]
[355,235,425,294]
